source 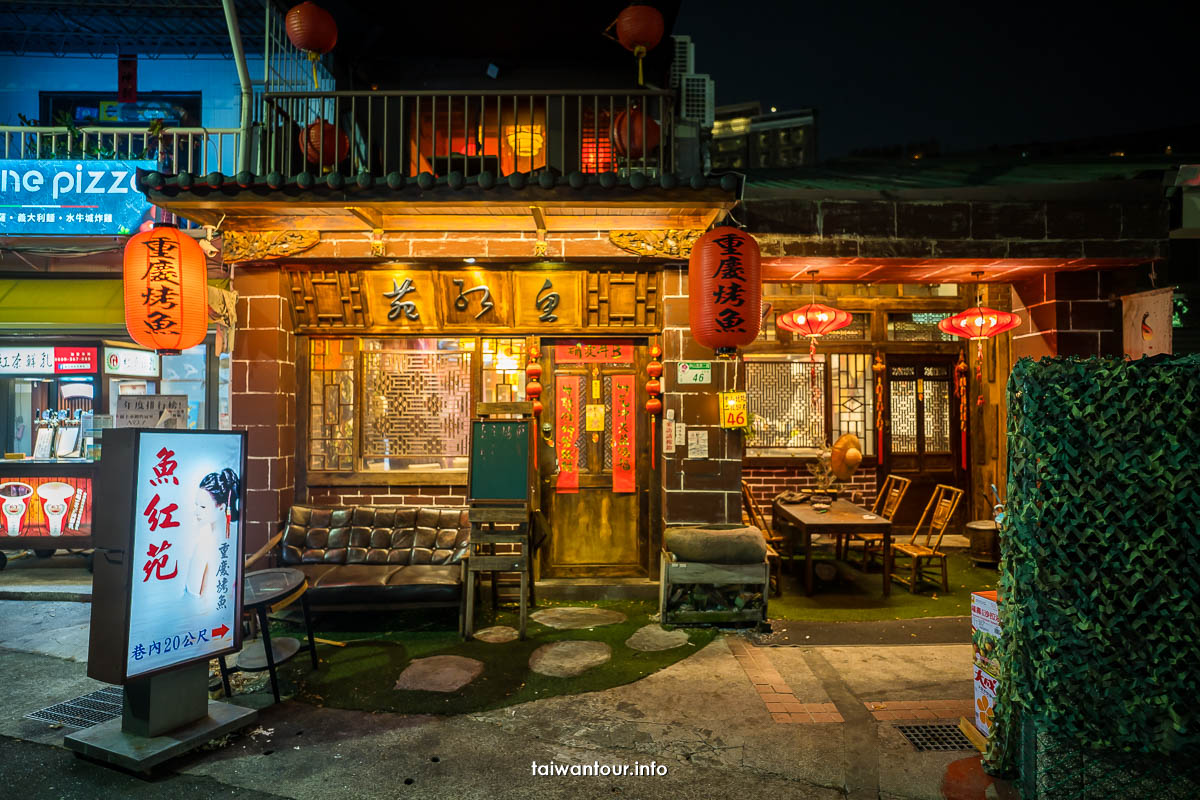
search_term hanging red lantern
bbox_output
[776,271,853,357]
[938,273,1021,407]
[526,347,543,467]
[644,342,664,468]
[954,353,969,471]
[286,2,337,87]
[688,227,762,356]
[613,3,664,85]
[299,119,349,167]
[525,380,542,399]
[611,107,661,159]
[123,224,209,355]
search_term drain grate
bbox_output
[25,686,123,730]
[895,722,976,752]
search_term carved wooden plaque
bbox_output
[512,271,584,329]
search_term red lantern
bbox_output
[123,224,208,355]
[937,306,1021,341]
[286,2,337,87]
[645,397,663,415]
[525,380,542,400]
[688,227,762,355]
[300,119,349,166]
[614,3,664,85]
[532,399,544,416]
[525,361,542,382]
[611,108,661,159]
[777,303,854,355]
[645,378,662,396]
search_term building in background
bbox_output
[711,102,816,170]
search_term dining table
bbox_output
[771,498,894,597]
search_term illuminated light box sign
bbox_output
[0,475,92,538]
[123,431,246,679]
[0,346,97,374]
[104,346,159,377]
[0,159,156,235]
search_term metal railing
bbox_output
[0,126,245,177]
[260,89,676,179]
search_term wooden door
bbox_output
[884,355,966,531]
[540,341,648,578]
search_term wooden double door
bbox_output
[884,354,968,531]
[538,339,650,578]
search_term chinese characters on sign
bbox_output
[553,339,636,363]
[0,476,92,538]
[611,376,635,493]
[0,347,96,374]
[362,271,585,329]
[710,232,749,335]
[114,395,189,429]
[536,279,560,322]
[140,234,182,338]
[384,277,419,321]
[125,431,243,678]
[452,278,495,320]
[556,376,583,493]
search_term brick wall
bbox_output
[660,265,744,525]
[742,464,878,519]
[305,484,467,507]
[1011,271,1122,360]
[231,265,296,553]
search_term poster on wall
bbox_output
[125,431,245,679]
[0,475,93,538]
[115,395,189,429]
[1121,287,1174,360]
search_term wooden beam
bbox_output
[344,206,385,229]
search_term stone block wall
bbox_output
[306,485,468,507]
[1010,271,1122,360]
[230,266,296,553]
[742,464,878,519]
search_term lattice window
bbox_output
[820,313,868,341]
[887,312,955,341]
[746,360,826,448]
[481,338,526,403]
[308,339,355,471]
[923,379,951,453]
[602,375,614,471]
[829,353,875,456]
[360,342,472,471]
[890,380,918,454]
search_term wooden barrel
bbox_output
[966,520,1000,566]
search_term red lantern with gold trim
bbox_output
[938,273,1021,408]
[614,3,664,85]
[286,2,337,87]
[123,223,208,355]
[688,227,762,356]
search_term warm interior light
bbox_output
[504,125,544,157]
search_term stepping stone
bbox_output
[394,655,484,693]
[474,625,519,643]
[528,641,612,678]
[625,624,689,652]
[530,607,626,630]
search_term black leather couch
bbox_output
[279,505,470,607]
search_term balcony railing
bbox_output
[0,126,245,177]
[260,89,676,180]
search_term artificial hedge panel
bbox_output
[988,354,1200,773]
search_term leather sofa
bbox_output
[279,505,470,607]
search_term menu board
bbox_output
[114,395,189,429]
[125,431,245,678]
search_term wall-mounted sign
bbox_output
[0,159,156,235]
[125,431,245,678]
[686,428,709,459]
[553,338,635,363]
[678,361,712,384]
[0,475,92,538]
[719,391,748,429]
[114,395,189,429]
[1121,287,1174,360]
[104,346,159,377]
[0,346,97,374]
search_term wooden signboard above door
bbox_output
[553,339,635,363]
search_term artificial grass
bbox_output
[768,551,997,622]
[270,599,716,716]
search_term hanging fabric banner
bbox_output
[611,375,635,493]
[556,375,583,493]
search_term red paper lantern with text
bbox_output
[286,2,337,87]
[688,227,761,355]
[614,3,664,85]
[300,119,349,166]
[123,224,208,355]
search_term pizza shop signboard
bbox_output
[0,160,156,235]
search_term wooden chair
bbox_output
[849,474,912,569]
[741,480,784,597]
[889,484,963,593]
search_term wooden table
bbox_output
[772,499,893,597]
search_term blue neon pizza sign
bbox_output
[0,159,156,235]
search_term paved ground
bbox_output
[0,554,1012,800]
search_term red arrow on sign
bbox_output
[211,624,230,638]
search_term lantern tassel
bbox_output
[635,45,646,86]
[650,415,656,470]
[309,51,320,89]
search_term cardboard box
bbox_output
[970,591,1001,736]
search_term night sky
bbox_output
[674,0,1197,159]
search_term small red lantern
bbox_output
[644,345,664,468]
[525,380,542,400]
[611,107,661,159]
[286,2,337,87]
[123,224,208,355]
[645,397,663,415]
[688,227,762,356]
[526,347,543,467]
[300,119,349,167]
[614,3,664,85]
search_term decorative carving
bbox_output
[223,230,320,262]
[608,229,703,258]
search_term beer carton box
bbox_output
[970,590,1001,736]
